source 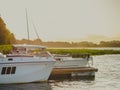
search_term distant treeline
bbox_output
[16,39,120,47]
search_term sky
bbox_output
[0,0,120,43]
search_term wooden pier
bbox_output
[49,67,98,80]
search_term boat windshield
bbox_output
[10,44,52,57]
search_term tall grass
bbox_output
[47,49,120,55]
[0,45,120,55]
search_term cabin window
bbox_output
[1,67,6,74]
[8,58,13,61]
[6,67,11,74]
[1,67,16,75]
[11,67,16,74]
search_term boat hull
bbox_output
[0,61,55,84]
[55,58,89,68]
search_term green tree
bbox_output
[0,16,16,44]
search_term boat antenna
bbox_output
[32,20,42,43]
[32,22,41,40]
[25,9,30,44]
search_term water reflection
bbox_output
[50,79,96,90]
[0,82,52,90]
[0,77,95,90]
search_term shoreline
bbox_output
[0,45,120,55]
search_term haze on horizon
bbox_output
[0,0,120,43]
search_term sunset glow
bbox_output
[0,0,120,43]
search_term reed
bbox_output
[47,48,120,55]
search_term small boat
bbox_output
[0,44,55,84]
[54,54,93,68]
[49,54,96,80]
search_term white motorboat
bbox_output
[54,54,93,68]
[0,44,55,84]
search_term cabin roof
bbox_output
[12,44,46,49]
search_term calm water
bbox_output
[0,54,120,90]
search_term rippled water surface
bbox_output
[0,54,120,90]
